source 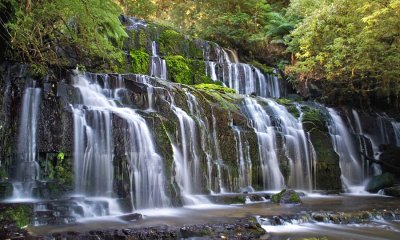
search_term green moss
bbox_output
[271,189,301,204]
[249,61,275,74]
[191,60,214,84]
[302,107,326,132]
[276,98,300,118]
[159,29,186,56]
[165,55,191,84]
[195,83,236,94]
[130,50,150,74]
[0,204,32,227]
[290,191,301,202]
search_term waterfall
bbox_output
[205,61,218,81]
[13,84,41,199]
[267,100,314,191]
[327,108,364,191]
[184,90,214,193]
[211,108,227,193]
[72,73,169,209]
[170,98,201,202]
[150,41,167,80]
[241,97,284,190]
[126,16,147,31]
[232,126,253,191]
[202,43,281,98]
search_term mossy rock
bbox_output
[271,189,302,204]
[302,107,327,132]
[276,98,300,118]
[165,56,213,85]
[195,83,236,94]
[130,50,150,74]
[249,60,275,74]
[165,55,192,84]
[0,204,33,227]
[0,182,12,200]
[366,173,395,193]
[158,29,186,56]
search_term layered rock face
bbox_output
[0,17,399,219]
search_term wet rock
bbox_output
[383,185,400,197]
[271,189,302,204]
[209,194,246,204]
[366,173,395,193]
[0,181,13,200]
[119,213,142,221]
[378,144,400,176]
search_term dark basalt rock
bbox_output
[384,185,400,197]
[366,173,395,193]
[38,217,265,239]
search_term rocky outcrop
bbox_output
[366,173,395,193]
[271,189,302,204]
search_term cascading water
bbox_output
[267,100,314,191]
[13,83,42,199]
[169,96,202,204]
[150,41,167,80]
[211,108,227,193]
[203,44,281,98]
[327,108,365,192]
[72,73,169,210]
[232,126,253,191]
[351,110,381,177]
[241,97,284,190]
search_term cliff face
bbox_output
[0,17,399,208]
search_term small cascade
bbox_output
[351,110,381,176]
[13,83,42,199]
[133,74,155,110]
[327,108,364,191]
[391,121,400,146]
[72,73,169,210]
[202,44,281,98]
[205,61,218,81]
[184,90,214,193]
[232,126,253,191]
[211,108,227,193]
[125,16,147,31]
[241,97,284,190]
[150,41,167,80]
[169,96,203,204]
[267,100,314,191]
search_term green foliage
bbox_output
[57,152,65,160]
[118,0,156,20]
[130,49,150,74]
[249,61,275,74]
[301,107,326,131]
[165,55,191,84]
[287,0,400,105]
[5,0,128,70]
[195,84,236,94]
[0,205,32,227]
[158,29,186,56]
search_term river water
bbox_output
[28,194,400,239]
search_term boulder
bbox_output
[271,189,302,204]
[383,185,400,197]
[366,173,395,193]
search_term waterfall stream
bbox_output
[72,73,169,209]
[241,97,284,190]
[13,84,41,199]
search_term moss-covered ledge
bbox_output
[302,106,342,191]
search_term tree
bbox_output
[5,0,128,71]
